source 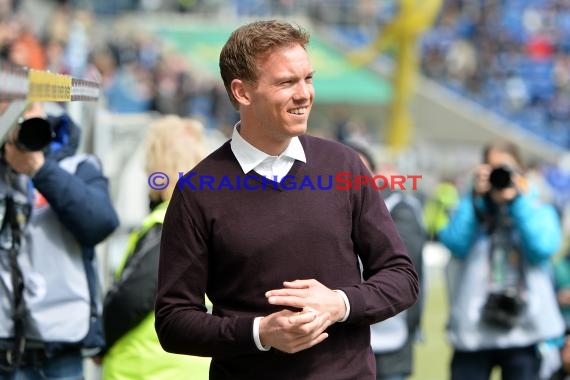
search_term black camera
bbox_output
[481,288,527,329]
[12,117,55,152]
[489,166,513,190]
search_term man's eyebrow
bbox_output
[274,71,315,83]
[281,70,315,80]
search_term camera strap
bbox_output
[486,209,526,295]
[0,167,32,372]
[1,194,26,371]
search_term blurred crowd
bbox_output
[2,0,569,148]
[0,0,240,132]
[421,0,570,149]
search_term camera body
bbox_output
[489,166,514,190]
[482,287,527,329]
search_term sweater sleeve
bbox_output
[337,161,419,325]
[155,187,257,358]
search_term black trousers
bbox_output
[451,345,540,380]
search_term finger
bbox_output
[475,170,490,183]
[312,311,332,333]
[287,309,317,325]
[266,288,307,298]
[283,279,316,288]
[4,142,14,152]
[268,295,307,309]
[288,311,331,336]
[475,182,490,195]
[501,188,518,201]
[475,171,488,181]
[477,164,491,173]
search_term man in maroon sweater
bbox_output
[155,20,419,379]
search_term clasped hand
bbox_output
[259,279,346,354]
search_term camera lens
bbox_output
[16,117,54,151]
[489,166,512,190]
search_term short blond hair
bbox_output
[145,115,208,202]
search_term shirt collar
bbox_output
[230,122,306,174]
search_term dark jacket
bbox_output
[103,221,162,349]
[29,114,118,351]
[375,190,426,378]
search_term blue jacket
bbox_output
[439,188,561,265]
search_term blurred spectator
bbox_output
[552,241,570,380]
[423,179,459,241]
[551,333,570,380]
[350,142,427,380]
[440,141,564,380]
[151,53,196,116]
[102,115,210,380]
[42,37,67,74]
[554,249,570,332]
[7,29,45,69]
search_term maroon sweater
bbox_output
[155,135,418,380]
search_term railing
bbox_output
[0,59,100,142]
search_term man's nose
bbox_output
[294,81,312,101]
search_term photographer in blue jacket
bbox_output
[439,141,563,380]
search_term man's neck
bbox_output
[238,124,291,156]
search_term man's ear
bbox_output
[231,79,251,106]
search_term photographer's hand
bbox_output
[475,164,523,204]
[490,172,521,204]
[473,164,492,196]
[4,142,45,177]
[557,289,570,306]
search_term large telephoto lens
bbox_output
[489,166,512,190]
[16,117,54,151]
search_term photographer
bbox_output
[439,141,564,380]
[0,103,119,379]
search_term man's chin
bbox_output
[288,123,308,137]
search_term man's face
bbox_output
[486,148,519,171]
[246,43,314,142]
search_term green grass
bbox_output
[410,270,452,380]
[410,267,501,380]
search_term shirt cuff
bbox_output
[253,317,271,351]
[333,290,350,322]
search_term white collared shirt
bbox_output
[229,122,350,351]
[230,123,306,182]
